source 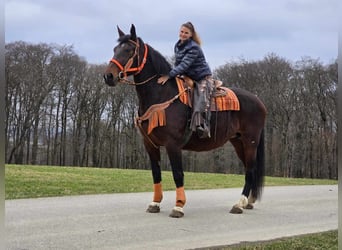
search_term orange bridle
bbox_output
[110,39,148,81]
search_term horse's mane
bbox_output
[146,43,172,75]
[117,35,172,75]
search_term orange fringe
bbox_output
[147,109,166,134]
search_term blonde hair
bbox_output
[181,21,202,46]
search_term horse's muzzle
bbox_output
[103,73,116,86]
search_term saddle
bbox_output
[176,76,240,111]
[136,76,240,135]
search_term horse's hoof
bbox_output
[230,205,243,214]
[245,203,254,209]
[169,206,184,218]
[146,202,160,213]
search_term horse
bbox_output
[103,24,267,218]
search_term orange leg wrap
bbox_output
[153,183,163,202]
[176,186,186,207]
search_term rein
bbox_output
[110,40,156,85]
[118,74,157,86]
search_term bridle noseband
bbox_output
[110,39,154,85]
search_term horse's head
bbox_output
[103,24,147,86]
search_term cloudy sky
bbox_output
[5,0,338,69]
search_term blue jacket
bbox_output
[168,39,212,81]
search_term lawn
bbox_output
[214,230,338,250]
[5,164,337,199]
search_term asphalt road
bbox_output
[5,185,337,250]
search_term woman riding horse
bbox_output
[158,21,213,139]
[104,24,266,218]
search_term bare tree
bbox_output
[5,42,337,179]
[5,42,54,164]
[215,54,337,179]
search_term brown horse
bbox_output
[104,24,267,218]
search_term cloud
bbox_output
[5,0,338,68]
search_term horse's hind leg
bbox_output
[146,146,163,213]
[231,168,257,213]
[229,138,248,213]
[229,134,264,214]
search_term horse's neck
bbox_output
[134,49,177,113]
[135,78,178,115]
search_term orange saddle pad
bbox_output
[176,78,240,111]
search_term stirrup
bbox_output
[196,126,210,139]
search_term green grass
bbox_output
[5,164,337,200]
[212,230,338,250]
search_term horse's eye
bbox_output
[127,49,134,55]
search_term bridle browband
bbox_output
[110,39,155,85]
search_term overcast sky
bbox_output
[5,0,338,69]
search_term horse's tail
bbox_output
[252,128,265,200]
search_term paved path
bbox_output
[5,185,337,250]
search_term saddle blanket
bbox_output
[176,77,240,111]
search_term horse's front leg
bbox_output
[146,146,163,213]
[166,146,186,218]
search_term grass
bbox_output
[210,230,338,250]
[5,164,337,200]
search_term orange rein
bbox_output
[110,39,148,80]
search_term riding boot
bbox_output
[190,77,213,138]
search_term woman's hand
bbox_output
[157,75,169,85]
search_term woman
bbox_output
[157,22,213,138]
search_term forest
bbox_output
[5,41,337,179]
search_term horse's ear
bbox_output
[130,24,137,41]
[117,25,125,38]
